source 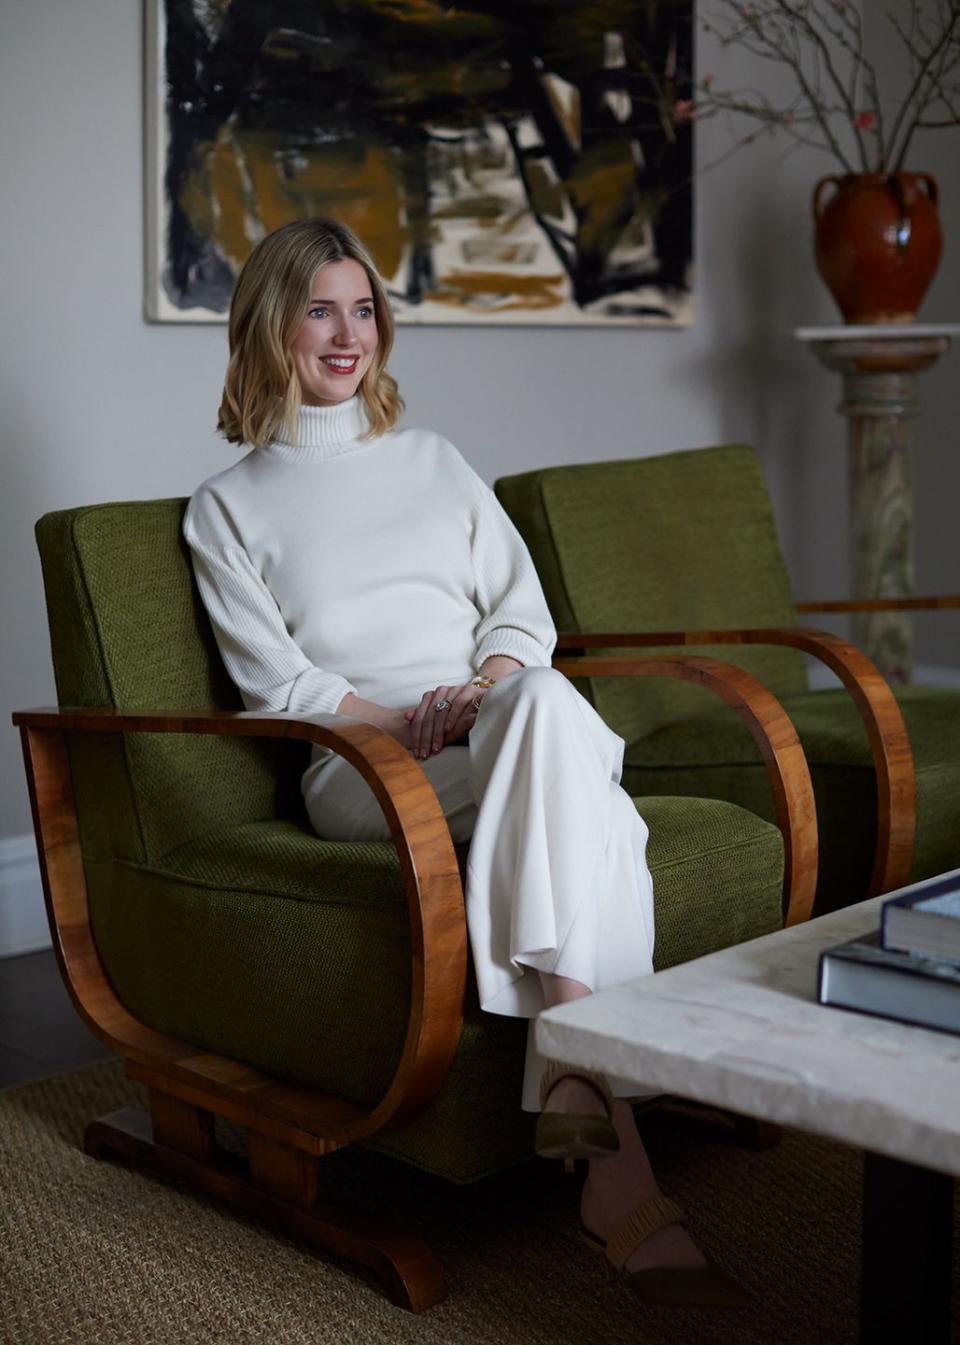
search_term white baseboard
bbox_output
[0,834,50,958]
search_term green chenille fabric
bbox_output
[35,499,782,1184]
[81,798,781,1182]
[625,686,960,916]
[495,448,809,745]
[496,448,960,914]
[36,503,302,866]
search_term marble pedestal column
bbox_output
[796,324,958,684]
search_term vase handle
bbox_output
[917,173,939,206]
[813,176,843,221]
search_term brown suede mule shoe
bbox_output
[580,1194,750,1309]
[534,1060,620,1161]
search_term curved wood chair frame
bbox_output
[17,709,467,1147]
[553,655,817,926]
[796,594,960,614]
[13,655,815,1309]
[556,625,916,898]
[17,709,461,1311]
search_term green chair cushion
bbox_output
[86,795,782,1182]
[494,448,809,744]
[625,686,960,914]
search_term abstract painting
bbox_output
[146,0,693,324]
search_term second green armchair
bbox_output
[497,444,960,915]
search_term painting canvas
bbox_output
[146,0,693,324]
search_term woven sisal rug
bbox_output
[1,1061,957,1344]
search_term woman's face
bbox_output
[289,258,379,406]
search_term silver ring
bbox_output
[434,698,451,712]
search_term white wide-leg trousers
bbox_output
[304,667,655,1109]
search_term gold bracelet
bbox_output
[470,676,496,689]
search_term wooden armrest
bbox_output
[12,706,467,1148]
[551,655,817,927]
[555,629,915,898]
[797,597,960,613]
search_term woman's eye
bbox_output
[357,306,374,319]
[308,306,328,319]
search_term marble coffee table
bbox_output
[537,895,960,1343]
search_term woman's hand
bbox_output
[337,694,412,749]
[404,659,524,759]
[404,682,483,760]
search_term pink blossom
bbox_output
[853,110,877,131]
[702,73,715,89]
[673,99,698,122]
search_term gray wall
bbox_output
[1,0,956,840]
[864,5,960,669]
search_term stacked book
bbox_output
[818,867,960,1034]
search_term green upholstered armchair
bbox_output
[15,498,817,1309]
[496,445,960,917]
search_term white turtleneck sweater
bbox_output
[183,399,557,734]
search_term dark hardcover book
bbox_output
[881,867,960,964]
[818,929,960,1035]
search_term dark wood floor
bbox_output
[0,948,114,1088]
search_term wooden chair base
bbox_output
[84,1106,446,1312]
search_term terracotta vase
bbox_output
[812,172,942,324]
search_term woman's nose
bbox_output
[333,315,357,345]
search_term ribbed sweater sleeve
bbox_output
[184,534,357,716]
[471,483,557,670]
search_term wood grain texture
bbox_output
[555,630,915,898]
[247,1130,321,1207]
[84,1107,446,1312]
[148,1087,215,1162]
[14,708,467,1148]
[552,655,818,926]
[127,1060,353,1158]
[797,596,960,612]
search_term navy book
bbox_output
[881,866,960,965]
[818,929,960,1035]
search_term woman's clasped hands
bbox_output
[404,681,486,759]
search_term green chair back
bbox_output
[36,501,303,865]
[495,445,809,744]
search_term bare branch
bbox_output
[698,0,960,173]
[777,1,869,166]
[854,6,887,169]
[887,6,960,169]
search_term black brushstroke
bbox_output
[156,0,693,317]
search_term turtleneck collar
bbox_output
[259,397,371,464]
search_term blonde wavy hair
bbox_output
[218,218,403,446]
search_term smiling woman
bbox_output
[181,216,746,1312]
[217,218,402,445]
[289,260,379,407]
